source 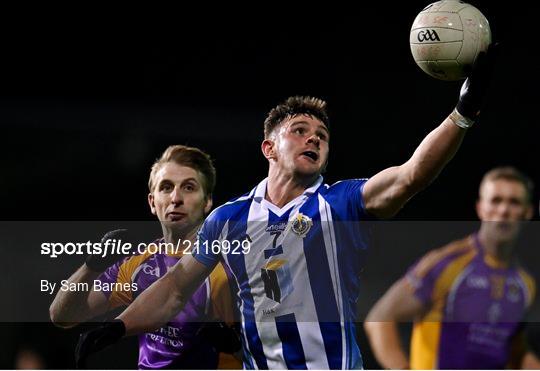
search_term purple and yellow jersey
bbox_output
[406,234,535,369]
[97,240,240,369]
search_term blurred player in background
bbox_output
[49,145,241,369]
[365,166,536,369]
[74,45,498,369]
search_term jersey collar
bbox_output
[252,176,323,216]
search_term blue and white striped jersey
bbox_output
[194,176,372,369]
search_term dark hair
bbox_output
[263,96,329,138]
[148,145,216,197]
[480,166,534,202]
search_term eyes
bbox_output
[158,180,198,193]
[291,126,329,142]
[490,197,522,206]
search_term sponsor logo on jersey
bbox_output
[261,259,293,303]
[467,275,489,289]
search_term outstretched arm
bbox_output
[363,117,465,219]
[119,254,214,335]
[363,45,498,219]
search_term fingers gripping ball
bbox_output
[410,0,491,81]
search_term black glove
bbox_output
[455,43,500,121]
[197,322,241,354]
[85,229,136,273]
[75,319,126,369]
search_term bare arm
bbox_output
[118,254,214,336]
[364,278,427,369]
[49,264,109,328]
[363,117,466,219]
[363,44,498,219]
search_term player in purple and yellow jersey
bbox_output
[365,167,536,369]
[49,145,241,369]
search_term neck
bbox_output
[161,224,199,246]
[477,227,515,263]
[266,167,319,208]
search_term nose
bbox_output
[170,186,184,205]
[307,133,320,147]
[495,202,511,220]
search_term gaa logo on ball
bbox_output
[410,0,491,81]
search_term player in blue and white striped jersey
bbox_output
[188,92,473,368]
[77,49,497,369]
[194,174,371,369]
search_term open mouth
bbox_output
[301,151,319,161]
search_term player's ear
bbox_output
[204,196,213,215]
[475,198,484,220]
[261,138,276,160]
[525,204,534,220]
[148,193,157,215]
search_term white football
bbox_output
[410,0,491,81]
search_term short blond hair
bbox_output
[148,145,216,197]
[479,166,534,202]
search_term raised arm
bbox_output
[363,45,498,219]
[364,278,426,369]
[120,254,213,335]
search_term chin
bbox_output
[294,165,322,177]
[163,220,188,231]
[493,227,520,243]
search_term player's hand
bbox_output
[85,229,137,273]
[197,322,241,354]
[455,42,500,121]
[75,319,126,369]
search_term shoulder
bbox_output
[405,236,478,304]
[517,266,536,304]
[118,249,156,274]
[208,263,230,289]
[409,236,476,280]
[316,178,371,218]
[207,190,255,221]
[517,266,536,286]
[200,189,255,240]
[320,178,369,195]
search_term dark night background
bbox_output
[1,2,538,369]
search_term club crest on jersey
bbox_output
[291,213,312,238]
[506,279,522,303]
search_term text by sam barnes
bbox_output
[41,279,138,295]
